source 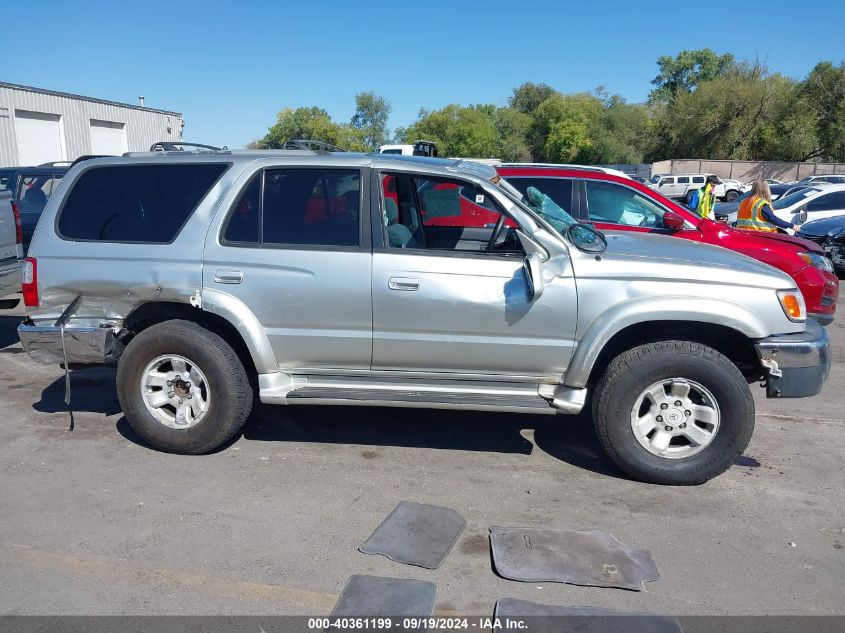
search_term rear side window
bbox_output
[17,174,63,213]
[677,176,689,184]
[57,163,227,243]
[263,169,360,247]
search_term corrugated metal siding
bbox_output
[0,85,184,166]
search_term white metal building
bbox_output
[0,82,184,167]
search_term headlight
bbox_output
[797,251,834,273]
[777,289,806,322]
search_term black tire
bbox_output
[725,190,739,202]
[592,340,754,485]
[116,320,253,454]
[684,190,695,205]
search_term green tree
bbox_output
[403,104,499,158]
[509,82,557,114]
[650,49,735,103]
[752,76,819,162]
[795,61,845,161]
[493,107,533,162]
[529,93,601,162]
[350,91,392,151]
[254,107,343,149]
[655,62,789,160]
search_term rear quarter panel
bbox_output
[25,160,241,324]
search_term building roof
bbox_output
[0,81,182,117]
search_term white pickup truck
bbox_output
[0,191,23,305]
[649,174,746,204]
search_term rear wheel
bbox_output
[116,320,253,454]
[593,340,754,485]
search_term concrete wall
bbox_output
[0,83,184,167]
[651,159,845,182]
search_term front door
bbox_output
[371,171,577,381]
[203,167,372,371]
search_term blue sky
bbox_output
[3,0,843,147]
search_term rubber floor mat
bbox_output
[329,575,436,620]
[489,527,659,591]
[359,501,466,569]
[494,599,682,633]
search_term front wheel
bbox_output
[725,190,739,201]
[593,340,754,485]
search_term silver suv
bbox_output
[17,151,830,484]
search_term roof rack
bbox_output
[281,139,347,153]
[150,141,226,152]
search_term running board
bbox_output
[256,372,587,415]
[284,387,557,414]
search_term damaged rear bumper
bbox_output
[18,322,120,365]
[755,320,831,398]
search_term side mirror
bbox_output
[798,208,808,223]
[523,252,544,301]
[663,210,686,231]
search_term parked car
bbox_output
[746,183,845,226]
[797,174,845,185]
[17,152,830,485]
[798,215,845,275]
[714,185,812,222]
[1,167,22,192]
[377,141,439,157]
[0,190,23,302]
[648,173,743,203]
[10,166,68,252]
[499,165,838,324]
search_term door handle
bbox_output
[388,277,419,291]
[214,269,244,284]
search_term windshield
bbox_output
[523,186,579,232]
[649,175,661,184]
[495,179,578,232]
[773,187,819,210]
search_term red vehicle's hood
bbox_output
[713,223,823,253]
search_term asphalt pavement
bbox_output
[0,293,843,617]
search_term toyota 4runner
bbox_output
[17,152,831,485]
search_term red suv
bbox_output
[498,165,839,324]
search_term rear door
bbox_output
[203,166,372,371]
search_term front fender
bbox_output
[563,296,772,388]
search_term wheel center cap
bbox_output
[173,378,190,397]
[665,409,683,425]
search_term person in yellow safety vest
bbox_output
[736,179,801,233]
[690,175,720,220]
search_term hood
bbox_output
[722,226,823,252]
[575,230,794,290]
[797,215,845,238]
